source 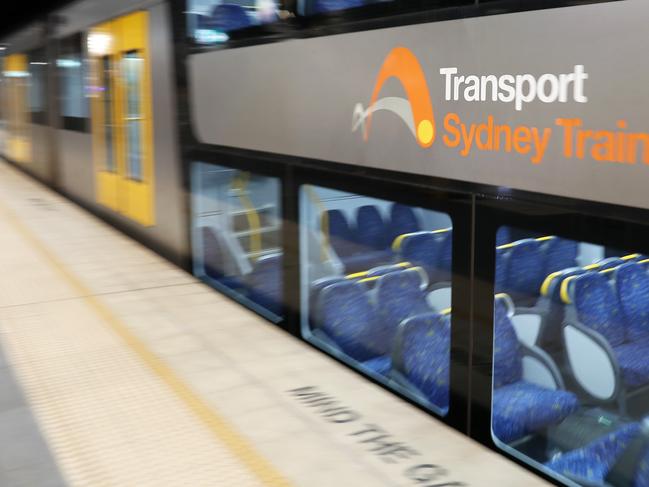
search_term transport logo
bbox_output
[352,47,435,148]
[354,48,649,167]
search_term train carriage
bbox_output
[2,0,649,485]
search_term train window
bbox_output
[300,184,453,415]
[27,48,47,125]
[191,162,284,320]
[58,33,88,132]
[122,50,143,181]
[101,55,114,173]
[492,226,649,485]
[186,0,294,45]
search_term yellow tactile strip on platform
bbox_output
[0,166,291,486]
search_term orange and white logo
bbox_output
[352,47,435,148]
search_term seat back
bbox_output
[209,3,252,31]
[355,205,388,250]
[542,236,579,274]
[397,232,441,280]
[308,276,346,327]
[496,227,511,247]
[616,262,649,343]
[388,203,420,244]
[364,262,411,278]
[319,280,386,360]
[201,226,227,280]
[248,253,282,314]
[323,209,357,258]
[375,268,430,346]
[493,294,522,389]
[569,272,626,347]
[396,312,450,411]
[504,239,545,301]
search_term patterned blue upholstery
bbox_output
[506,239,545,300]
[309,276,347,327]
[399,232,443,281]
[495,247,508,294]
[598,257,624,271]
[437,230,452,281]
[612,342,649,387]
[572,272,626,347]
[362,356,392,375]
[324,209,357,258]
[496,227,511,247]
[248,253,282,315]
[545,423,642,485]
[313,0,364,13]
[201,227,242,288]
[340,250,392,274]
[493,298,522,388]
[547,268,587,304]
[492,382,579,444]
[209,4,252,32]
[492,295,578,443]
[319,280,389,360]
[616,262,649,342]
[356,205,389,251]
[389,203,420,245]
[376,269,431,346]
[400,313,450,411]
[543,237,578,274]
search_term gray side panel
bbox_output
[28,123,53,183]
[58,129,94,202]
[189,0,649,210]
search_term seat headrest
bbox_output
[375,266,429,292]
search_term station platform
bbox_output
[0,161,548,486]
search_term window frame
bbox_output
[26,46,48,126]
[293,162,473,432]
[180,0,623,53]
[472,191,649,483]
[57,32,89,133]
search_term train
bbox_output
[2,0,649,485]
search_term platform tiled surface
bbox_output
[0,161,550,486]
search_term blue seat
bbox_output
[388,203,420,245]
[313,0,365,13]
[616,262,649,343]
[597,256,625,271]
[498,239,545,305]
[492,295,579,444]
[364,262,411,278]
[545,422,649,487]
[563,272,649,409]
[375,268,431,343]
[247,253,282,315]
[393,312,450,412]
[496,227,511,247]
[209,4,252,32]
[319,280,392,374]
[323,209,391,273]
[201,227,241,288]
[395,230,451,284]
[308,276,347,328]
[324,209,357,259]
[355,205,389,251]
[541,236,578,274]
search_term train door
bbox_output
[3,54,31,164]
[88,11,155,226]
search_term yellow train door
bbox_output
[3,54,31,164]
[89,11,155,226]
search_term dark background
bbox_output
[0,0,72,37]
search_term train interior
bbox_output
[190,156,649,484]
[493,228,649,486]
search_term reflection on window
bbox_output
[58,33,88,128]
[123,51,143,181]
[187,0,291,44]
[300,185,452,415]
[101,55,114,172]
[28,49,47,124]
[492,226,649,486]
[191,162,283,319]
